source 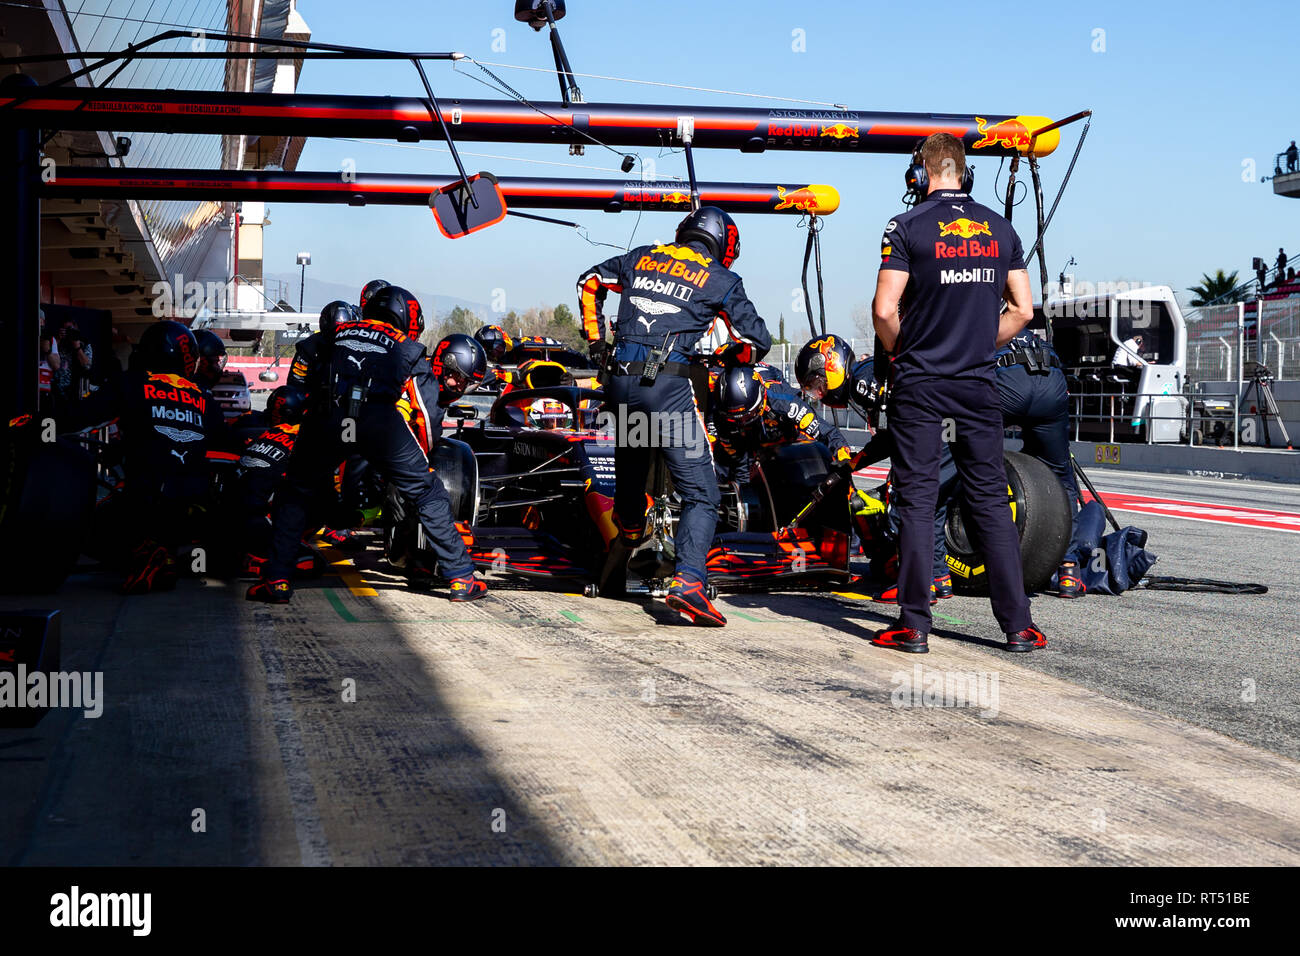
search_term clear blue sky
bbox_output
[264,0,1296,336]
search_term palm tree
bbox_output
[1188,269,1243,306]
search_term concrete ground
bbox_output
[1,467,1298,866]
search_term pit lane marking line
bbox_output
[831,591,974,627]
[316,541,377,597]
[322,588,486,625]
[1085,491,1300,533]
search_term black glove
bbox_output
[716,342,753,367]
[588,339,608,365]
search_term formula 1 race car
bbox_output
[388,385,854,596]
[394,383,1071,598]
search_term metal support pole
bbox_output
[0,74,41,430]
[1235,301,1245,447]
[1028,154,1051,346]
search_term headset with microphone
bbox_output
[904,139,974,205]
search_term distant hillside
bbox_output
[264,272,493,322]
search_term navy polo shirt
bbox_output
[878,189,1026,384]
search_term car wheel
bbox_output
[944,450,1072,595]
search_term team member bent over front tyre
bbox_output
[248,287,487,604]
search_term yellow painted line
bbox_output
[832,591,874,600]
[332,560,377,598]
[318,541,377,598]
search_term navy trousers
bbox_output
[266,404,472,581]
[996,364,1080,508]
[890,377,1031,634]
[606,372,718,583]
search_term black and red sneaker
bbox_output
[121,545,176,595]
[873,578,942,606]
[246,578,293,604]
[1005,625,1047,653]
[870,627,929,654]
[239,553,267,580]
[1056,564,1085,599]
[665,576,726,627]
[448,574,487,602]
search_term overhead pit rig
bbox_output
[0,20,1087,592]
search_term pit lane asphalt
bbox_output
[910,465,1300,763]
[1,467,1296,865]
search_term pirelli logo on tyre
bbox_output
[940,268,996,284]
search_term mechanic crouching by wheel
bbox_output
[577,206,771,626]
[248,287,488,604]
[870,132,1046,654]
[712,364,855,481]
[995,329,1084,598]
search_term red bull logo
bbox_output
[774,185,822,212]
[938,218,992,239]
[649,244,713,267]
[971,116,1032,151]
[820,123,859,140]
[664,191,691,204]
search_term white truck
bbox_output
[1035,284,1189,444]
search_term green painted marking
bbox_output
[727,610,769,623]
[325,588,358,623]
[560,610,583,624]
[931,609,973,627]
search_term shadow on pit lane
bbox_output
[717,590,1008,651]
[1,560,570,866]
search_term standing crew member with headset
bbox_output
[577,206,771,626]
[870,133,1046,654]
[795,334,956,601]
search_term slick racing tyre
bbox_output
[944,450,1071,595]
[383,438,479,569]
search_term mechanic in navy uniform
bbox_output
[995,328,1085,597]
[247,287,488,604]
[711,364,854,482]
[870,132,1046,653]
[577,206,771,626]
[232,385,310,578]
[118,320,222,594]
[795,333,956,602]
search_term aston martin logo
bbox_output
[338,340,387,353]
[629,295,682,315]
[154,425,203,442]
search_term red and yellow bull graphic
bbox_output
[772,184,840,215]
[969,115,1058,154]
[637,244,714,287]
[820,122,860,140]
[650,243,713,267]
[937,218,992,239]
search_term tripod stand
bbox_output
[1241,363,1293,450]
